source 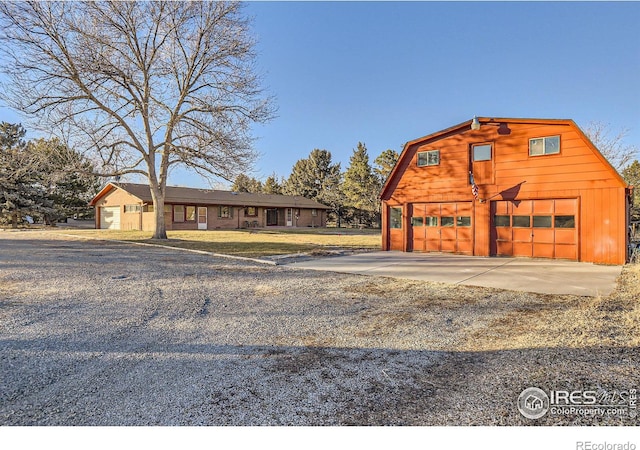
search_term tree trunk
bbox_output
[150,188,167,239]
[11,212,18,229]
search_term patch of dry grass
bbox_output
[54,228,381,258]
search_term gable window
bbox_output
[529,136,560,156]
[417,150,440,167]
[473,144,492,161]
[173,205,185,222]
[218,206,233,219]
[389,207,402,229]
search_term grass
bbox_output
[57,228,381,258]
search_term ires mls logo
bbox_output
[518,387,550,419]
[518,387,637,420]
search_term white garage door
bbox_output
[100,206,121,230]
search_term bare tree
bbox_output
[583,121,638,173]
[0,1,275,238]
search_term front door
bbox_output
[286,208,293,227]
[197,207,207,230]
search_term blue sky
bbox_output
[1,1,639,189]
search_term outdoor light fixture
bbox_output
[470,117,511,135]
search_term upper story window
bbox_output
[529,136,560,156]
[417,150,440,167]
[473,144,492,161]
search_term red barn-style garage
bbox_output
[381,118,634,265]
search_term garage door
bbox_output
[100,206,121,230]
[491,199,578,260]
[411,202,472,255]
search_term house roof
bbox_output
[89,182,331,209]
[380,117,628,200]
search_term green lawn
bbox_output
[59,228,381,258]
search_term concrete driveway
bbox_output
[289,251,623,296]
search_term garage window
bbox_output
[457,216,471,227]
[533,216,552,228]
[411,217,424,227]
[529,136,560,156]
[390,207,402,229]
[124,205,141,213]
[473,144,492,161]
[441,217,454,227]
[494,215,510,227]
[513,216,530,228]
[426,216,438,227]
[555,215,575,228]
[417,150,440,167]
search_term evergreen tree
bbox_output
[374,149,400,185]
[342,142,379,227]
[231,174,263,193]
[262,173,282,195]
[0,123,47,227]
[1,123,100,227]
[284,149,343,224]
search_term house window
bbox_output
[174,205,185,222]
[124,205,141,213]
[417,150,440,167]
[144,204,154,213]
[164,205,171,213]
[218,206,233,219]
[186,206,196,221]
[389,207,402,229]
[473,144,492,161]
[529,136,560,156]
[311,208,317,217]
[245,207,258,217]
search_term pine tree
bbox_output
[342,143,379,227]
[262,173,282,195]
[284,149,343,224]
[374,149,400,185]
[231,174,263,193]
[0,123,45,227]
[1,123,100,227]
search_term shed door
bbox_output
[491,199,578,260]
[100,206,121,230]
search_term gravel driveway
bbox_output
[1,231,638,425]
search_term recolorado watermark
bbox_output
[517,386,637,420]
[576,442,636,450]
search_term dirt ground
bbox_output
[1,231,638,426]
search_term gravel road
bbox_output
[1,231,638,426]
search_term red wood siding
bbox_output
[382,119,629,264]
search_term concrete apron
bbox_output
[288,251,623,297]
